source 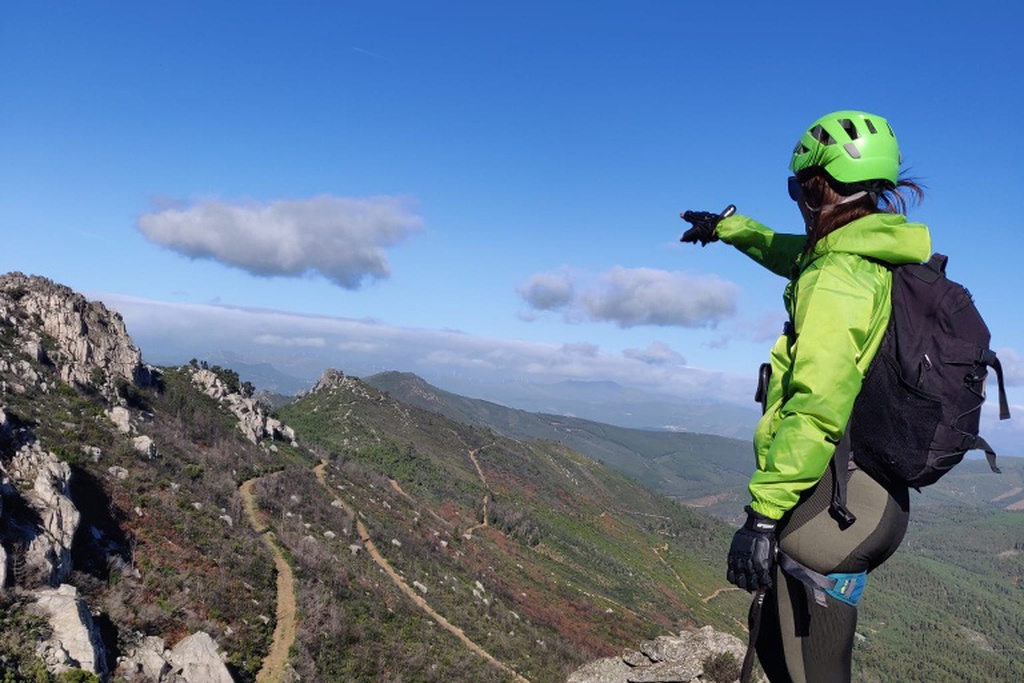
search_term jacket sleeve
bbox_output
[747,254,884,519]
[716,214,807,278]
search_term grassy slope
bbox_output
[275,377,751,682]
[363,370,754,519]
[358,371,1024,682]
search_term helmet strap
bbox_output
[803,190,869,214]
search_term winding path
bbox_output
[464,445,493,535]
[240,478,297,683]
[313,463,530,683]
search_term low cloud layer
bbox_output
[519,266,739,328]
[98,293,1024,453]
[101,293,749,403]
[137,195,423,288]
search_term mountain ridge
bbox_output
[363,370,755,520]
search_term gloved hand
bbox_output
[727,506,778,591]
[679,204,735,246]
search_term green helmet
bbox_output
[789,110,901,187]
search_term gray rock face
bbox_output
[167,631,235,683]
[0,274,237,683]
[567,626,759,683]
[117,631,235,683]
[6,441,81,586]
[311,367,347,393]
[119,636,173,681]
[32,584,108,677]
[0,272,152,397]
[190,368,295,445]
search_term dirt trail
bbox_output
[313,463,530,683]
[651,543,688,594]
[240,478,297,683]
[464,446,492,535]
[467,445,490,486]
[702,586,741,603]
[389,478,451,527]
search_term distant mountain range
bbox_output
[201,351,763,440]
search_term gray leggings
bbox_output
[755,464,909,683]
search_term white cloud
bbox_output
[624,341,685,365]
[88,291,1024,453]
[99,293,753,404]
[561,342,599,357]
[136,195,423,288]
[520,266,739,328]
[517,270,575,310]
[254,334,327,348]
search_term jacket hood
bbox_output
[809,212,931,265]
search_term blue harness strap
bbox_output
[827,571,868,606]
[778,552,867,607]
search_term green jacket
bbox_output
[717,212,932,520]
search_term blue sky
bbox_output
[2,2,1023,448]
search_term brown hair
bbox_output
[800,172,925,250]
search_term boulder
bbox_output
[32,584,107,677]
[8,443,81,585]
[167,631,235,683]
[567,626,758,683]
[191,368,295,444]
[0,272,152,397]
[118,635,172,681]
[108,406,133,433]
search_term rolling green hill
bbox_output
[363,370,754,520]
[274,370,751,680]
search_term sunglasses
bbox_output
[787,175,801,202]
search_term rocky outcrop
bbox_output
[191,368,296,445]
[118,631,234,683]
[0,272,152,398]
[4,439,81,586]
[32,584,108,677]
[308,367,379,400]
[567,626,762,683]
[119,636,173,681]
[311,367,347,393]
[168,632,235,683]
[0,275,239,681]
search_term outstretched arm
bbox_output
[716,214,807,279]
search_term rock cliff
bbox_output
[190,367,296,445]
[0,272,152,398]
[0,273,239,682]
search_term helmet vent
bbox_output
[838,118,859,140]
[810,125,835,146]
[864,119,878,134]
[844,143,862,159]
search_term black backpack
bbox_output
[848,253,1010,489]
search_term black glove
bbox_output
[679,204,736,246]
[727,506,778,591]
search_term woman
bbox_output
[680,110,930,682]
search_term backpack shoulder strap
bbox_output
[982,351,1012,421]
[829,426,857,528]
[927,252,948,274]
